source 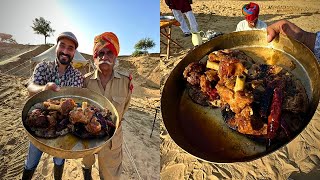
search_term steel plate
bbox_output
[22,87,119,159]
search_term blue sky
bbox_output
[0,0,160,55]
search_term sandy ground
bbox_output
[0,44,160,179]
[160,0,320,179]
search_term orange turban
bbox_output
[93,32,120,58]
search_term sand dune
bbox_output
[0,43,160,179]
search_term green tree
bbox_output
[31,17,55,44]
[132,38,156,56]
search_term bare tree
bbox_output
[31,17,55,44]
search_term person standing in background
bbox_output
[236,2,267,31]
[165,0,199,37]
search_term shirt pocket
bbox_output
[111,96,126,116]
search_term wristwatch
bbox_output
[315,31,320,62]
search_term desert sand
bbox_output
[0,43,160,179]
[160,0,320,180]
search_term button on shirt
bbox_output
[84,70,132,120]
[30,59,84,87]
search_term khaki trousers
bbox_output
[83,125,123,180]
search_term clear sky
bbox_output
[0,0,160,55]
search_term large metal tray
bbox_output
[161,30,320,163]
[22,87,119,159]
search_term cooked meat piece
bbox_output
[216,83,233,106]
[200,75,209,93]
[200,75,219,101]
[204,69,219,82]
[216,84,253,113]
[187,72,202,85]
[187,85,209,106]
[46,111,58,129]
[85,117,102,134]
[44,98,77,115]
[183,62,206,85]
[222,106,267,136]
[283,76,308,113]
[235,115,267,135]
[69,107,95,124]
[56,118,70,134]
[218,57,245,83]
[60,98,77,115]
[247,64,269,80]
[209,49,254,68]
[27,109,48,128]
[224,77,236,90]
[208,49,235,62]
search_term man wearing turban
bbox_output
[236,2,267,31]
[82,32,132,180]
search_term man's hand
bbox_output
[43,82,60,92]
[267,20,316,51]
[267,20,304,43]
[28,82,60,97]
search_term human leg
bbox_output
[98,125,123,180]
[82,154,96,180]
[185,10,199,33]
[172,9,191,35]
[22,142,43,180]
[53,157,65,180]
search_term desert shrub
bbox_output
[132,38,155,56]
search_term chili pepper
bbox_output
[267,85,283,141]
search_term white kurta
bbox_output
[236,19,267,32]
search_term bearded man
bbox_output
[22,32,84,180]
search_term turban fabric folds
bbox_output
[93,32,120,58]
[242,2,260,22]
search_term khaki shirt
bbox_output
[84,69,132,120]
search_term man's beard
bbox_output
[57,52,73,65]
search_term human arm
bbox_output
[27,62,60,96]
[27,82,60,97]
[266,20,317,53]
